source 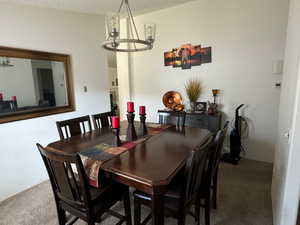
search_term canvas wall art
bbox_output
[164,44,212,70]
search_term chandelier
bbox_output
[102,0,156,52]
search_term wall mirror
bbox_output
[0,46,74,123]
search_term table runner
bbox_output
[79,124,170,188]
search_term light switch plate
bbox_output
[272,60,284,74]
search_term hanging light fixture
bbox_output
[102,0,156,52]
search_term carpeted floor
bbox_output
[0,159,273,225]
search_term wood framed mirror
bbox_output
[0,46,74,123]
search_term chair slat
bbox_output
[66,163,81,201]
[50,160,77,201]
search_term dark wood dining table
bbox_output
[47,122,212,225]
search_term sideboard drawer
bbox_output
[186,113,221,133]
[186,115,209,129]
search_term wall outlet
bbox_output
[275,81,281,88]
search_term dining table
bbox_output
[47,121,212,225]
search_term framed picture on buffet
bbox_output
[195,102,207,112]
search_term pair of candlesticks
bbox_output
[0,94,17,102]
[112,112,148,147]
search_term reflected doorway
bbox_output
[36,68,56,106]
[106,51,120,116]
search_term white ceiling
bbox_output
[0,0,197,15]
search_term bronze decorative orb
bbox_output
[172,104,185,112]
[162,91,184,111]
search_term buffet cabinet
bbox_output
[157,110,222,133]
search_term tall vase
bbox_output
[190,102,196,112]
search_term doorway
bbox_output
[106,51,120,116]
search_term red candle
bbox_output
[12,96,17,101]
[111,116,120,129]
[0,93,3,101]
[139,106,146,115]
[127,101,134,113]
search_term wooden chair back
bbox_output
[181,136,213,205]
[201,121,229,191]
[56,115,92,140]
[158,111,186,128]
[213,121,229,170]
[91,112,113,129]
[36,144,92,212]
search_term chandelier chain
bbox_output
[125,1,137,50]
[127,19,137,50]
[125,0,140,40]
[118,0,125,13]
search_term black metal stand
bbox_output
[139,115,148,136]
[126,112,137,141]
[112,128,121,147]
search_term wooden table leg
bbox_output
[151,193,164,225]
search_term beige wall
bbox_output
[0,3,110,201]
[117,0,289,163]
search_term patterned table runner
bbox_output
[79,124,170,188]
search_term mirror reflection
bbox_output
[0,57,68,114]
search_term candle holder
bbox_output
[139,114,148,136]
[112,128,121,147]
[126,112,137,141]
[212,89,220,104]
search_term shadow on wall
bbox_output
[220,110,274,163]
[239,115,271,161]
[242,137,275,163]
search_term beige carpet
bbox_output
[0,159,273,225]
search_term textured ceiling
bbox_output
[0,0,197,15]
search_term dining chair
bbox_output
[212,121,229,209]
[91,111,114,129]
[196,121,229,225]
[56,115,92,140]
[36,143,132,225]
[158,110,186,128]
[133,136,213,225]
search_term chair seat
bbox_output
[70,172,119,203]
[133,178,183,214]
[134,190,181,214]
[61,182,126,221]
[89,181,118,202]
